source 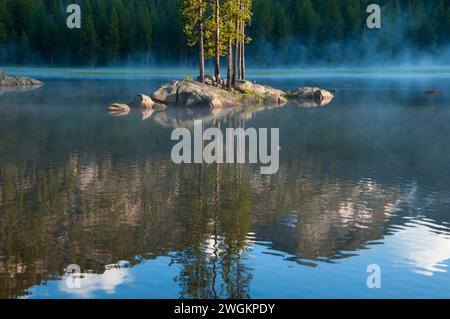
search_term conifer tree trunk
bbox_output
[232,2,240,85]
[238,0,243,80]
[232,36,238,83]
[238,37,241,80]
[239,23,243,80]
[214,0,221,85]
[241,20,246,80]
[199,1,205,83]
[227,37,232,88]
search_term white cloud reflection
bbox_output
[387,221,450,276]
[59,261,133,298]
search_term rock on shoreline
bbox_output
[0,69,43,87]
[151,79,288,108]
[286,87,334,102]
[108,92,167,119]
[108,78,335,118]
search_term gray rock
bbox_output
[263,95,288,106]
[287,87,334,102]
[108,103,131,113]
[234,80,285,96]
[151,81,180,105]
[108,94,167,119]
[196,75,216,86]
[0,75,43,87]
[152,79,288,108]
[152,80,240,108]
[131,93,155,108]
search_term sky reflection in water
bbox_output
[0,75,450,299]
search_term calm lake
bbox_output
[1,72,450,298]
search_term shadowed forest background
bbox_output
[1,0,450,67]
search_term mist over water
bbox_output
[6,66,450,84]
[2,0,450,72]
[1,75,450,298]
[2,0,450,301]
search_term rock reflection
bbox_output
[109,101,288,128]
[2,80,450,298]
[0,85,42,96]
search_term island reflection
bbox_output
[1,78,450,298]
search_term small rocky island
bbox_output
[103,0,334,116]
[0,68,43,87]
[108,77,334,116]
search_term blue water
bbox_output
[0,73,449,299]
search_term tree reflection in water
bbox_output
[1,78,450,298]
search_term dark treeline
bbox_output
[1,0,450,67]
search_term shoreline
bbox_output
[108,78,334,114]
[0,71,43,88]
[4,67,450,81]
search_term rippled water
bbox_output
[0,75,450,299]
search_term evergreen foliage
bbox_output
[0,0,448,66]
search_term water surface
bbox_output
[0,74,450,299]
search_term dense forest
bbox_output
[1,0,450,67]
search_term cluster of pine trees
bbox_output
[181,0,252,86]
[1,0,450,67]
[248,0,450,66]
[0,0,182,66]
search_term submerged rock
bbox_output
[0,85,42,96]
[263,94,288,105]
[294,99,334,108]
[425,89,442,95]
[108,103,131,116]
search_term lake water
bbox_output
[0,73,450,299]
